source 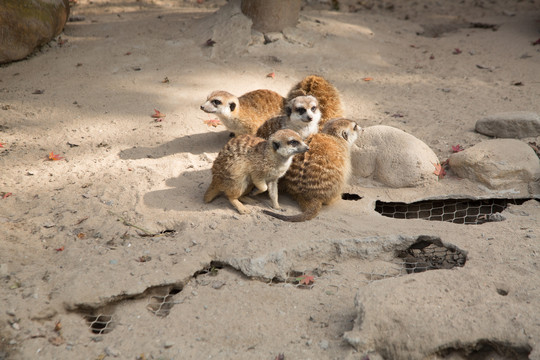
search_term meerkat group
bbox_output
[202,75,358,220]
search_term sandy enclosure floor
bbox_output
[1,0,540,359]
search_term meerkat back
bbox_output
[287,75,344,128]
[238,89,286,129]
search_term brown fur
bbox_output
[286,75,344,128]
[204,129,308,214]
[200,89,286,136]
[263,118,360,222]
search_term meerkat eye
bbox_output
[311,106,317,112]
[211,99,222,106]
[288,140,300,146]
[297,108,306,115]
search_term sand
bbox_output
[1,0,539,359]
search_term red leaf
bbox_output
[266,72,276,79]
[0,142,3,148]
[453,48,462,55]
[451,144,464,153]
[296,274,315,285]
[533,38,540,46]
[1,192,13,199]
[152,109,166,118]
[203,119,222,128]
[205,39,216,47]
[55,246,64,252]
[429,54,435,60]
[362,77,373,81]
[48,151,64,161]
[433,162,446,180]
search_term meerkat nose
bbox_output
[200,105,204,110]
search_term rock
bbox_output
[188,0,252,60]
[351,125,439,188]
[475,112,540,139]
[0,0,70,64]
[448,139,540,190]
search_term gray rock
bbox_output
[0,0,70,64]
[351,125,440,188]
[475,111,540,138]
[448,139,540,190]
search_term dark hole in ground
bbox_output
[147,285,184,317]
[436,339,531,360]
[397,237,467,274]
[375,198,532,225]
[342,193,362,201]
[84,314,114,334]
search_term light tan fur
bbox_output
[287,75,344,128]
[204,129,309,214]
[263,118,361,222]
[256,95,322,140]
[200,89,286,136]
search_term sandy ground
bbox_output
[1,0,540,359]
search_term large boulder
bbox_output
[0,0,69,64]
[475,111,540,139]
[448,139,540,190]
[351,125,439,188]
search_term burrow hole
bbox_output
[84,314,114,335]
[361,236,467,282]
[375,198,532,225]
[435,339,531,360]
[147,285,184,317]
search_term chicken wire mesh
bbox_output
[360,238,467,283]
[84,314,114,334]
[147,287,183,317]
[375,198,530,225]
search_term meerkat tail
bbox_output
[262,200,322,222]
[204,181,221,203]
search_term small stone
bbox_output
[208,223,217,230]
[11,322,20,330]
[211,281,225,290]
[109,259,118,265]
[6,310,15,316]
[475,111,540,138]
[0,263,8,277]
[319,340,329,350]
[105,347,120,357]
[163,341,174,349]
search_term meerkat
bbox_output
[200,89,286,136]
[204,129,309,214]
[287,75,344,128]
[263,118,361,222]
[256,95,322,140]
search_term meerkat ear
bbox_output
[272,141,280,151]
[229,102,236,112]
[341,130,349,141]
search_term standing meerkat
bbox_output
[204,129,309,214]
[200,89,286,136]
[263,118,361,222]
[256,95,322,140]
[287,75,344,128]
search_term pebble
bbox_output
[211,281,225,290]
[319,340,329,350]
[105,346,120,357]
[11,322,20,330]
[109,259,118,265]
[163,341,174,349]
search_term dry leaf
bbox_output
[48,151,64,161]
[362,77,373,81]
[433,161,447,180]
[266,72,276,79]
[451,144,464,153]
[54,321,62,332]
[152,109,165,118]
[1,192,13,199]
[296,274,315,285]
[55,246,65,252]
[203,119,222,128]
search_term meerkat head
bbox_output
[269,129,309,158]
[322,118,362,146]
[200,90,239,119]
[286,95,321,124]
